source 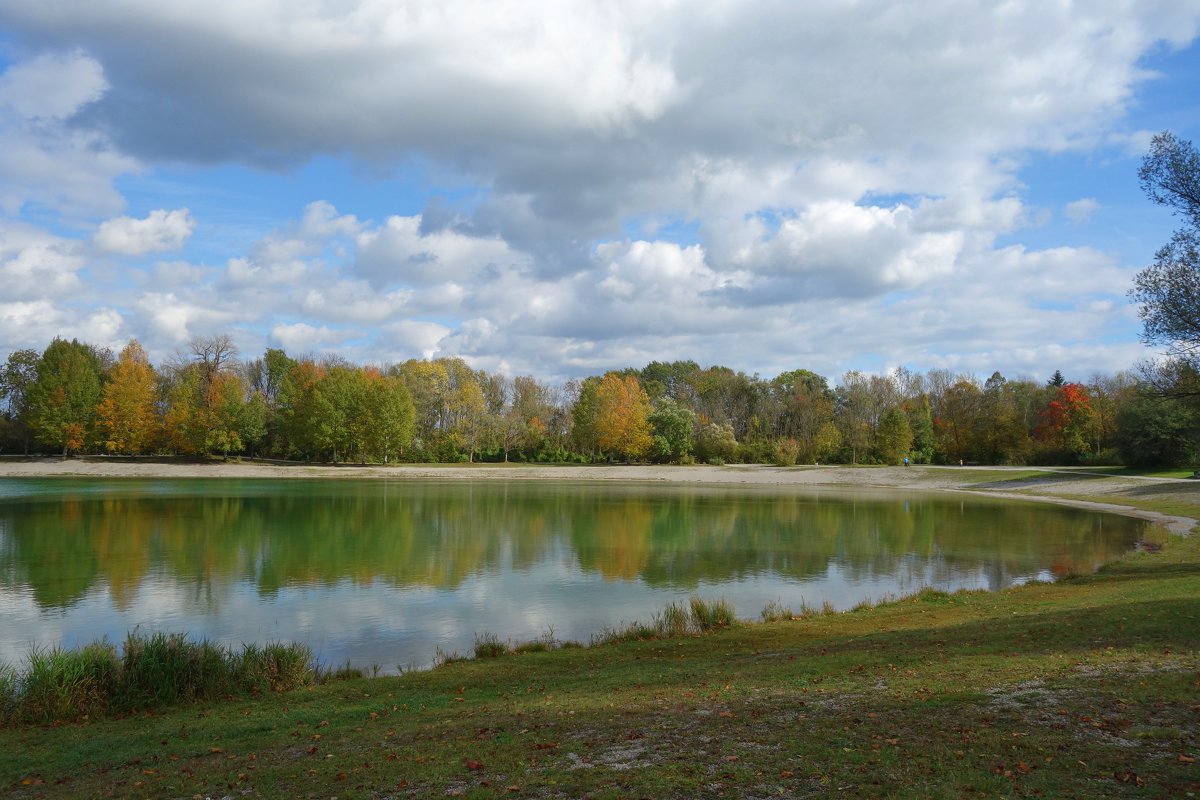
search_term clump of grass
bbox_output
[0,631,321,724]
[320,660,367,682]
[914,588,954,605]
[473,632,509,659]
[120,632,230,707]
[760,600,795,622]
[20,643,120,723]
[590,620,660,646]
[689,595,736,631]
[656,601,692,637]
[433,647,467,668]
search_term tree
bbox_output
[1115,393,1200,468]
[875,407,912,464]
[648,397,695,462]
[1,348,40,453]
[96,339,160,455]
[26,338,106,455]
[696,422,738,464]
[1036,383,1097,460]
[364,371,415,463]
[594,373,653,461]
[1131,132,1200,393]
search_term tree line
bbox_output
[1,335,1195,467]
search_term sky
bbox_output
[2,1,1200,385]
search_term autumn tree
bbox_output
[934,379,982,463]
[977,372,1031,464]
[774,369,838,463]
[594,373,653,461]
[1036,383,1097,460]
[96,339,160,454]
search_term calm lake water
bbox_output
[0,478,1147,671]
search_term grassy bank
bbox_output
[2,482,1198,798]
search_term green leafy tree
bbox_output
[27,338,106,455]
[1131,132,1200,400]
[1,348,40,453]
[1115,393,1200,468]
[696,422,738,464]
[875,407,913,464]
[648,397,696,463]
[364,370,415,463]
[571,376,602,458]
[905,398,935,464]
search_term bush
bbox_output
[773,438,801,467]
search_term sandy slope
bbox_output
[1,458,1196,535]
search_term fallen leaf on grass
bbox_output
[465,759,484,771]
[533,742,558,750]
[1179,754,1195,763]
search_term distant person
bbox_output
[903,457,909,466]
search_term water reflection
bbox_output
[0,478,1145,669]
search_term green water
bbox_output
[0,478,1147,670]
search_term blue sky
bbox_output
[1,1,1199,383]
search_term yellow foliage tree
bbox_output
[594,373,652,461]
[96,339,160,455]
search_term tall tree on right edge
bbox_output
[1131,132,1200,399]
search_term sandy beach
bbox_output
[1,457,1196,536]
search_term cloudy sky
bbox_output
[1,1,1199,383]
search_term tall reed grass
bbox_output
[0,632,321,725]
[591,595,738,646]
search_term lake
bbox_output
[0,478,1147,671]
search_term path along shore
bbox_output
[0,458,1195,536]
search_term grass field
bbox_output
[2,477,1198,799]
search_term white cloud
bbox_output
[0,51,136,217]
[94,209,195,255]
[270,322,360,354]
[0,221,86,300]
[0,3,1194,380]
[1064,197,1100,224]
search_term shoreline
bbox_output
[1,457,1196,536]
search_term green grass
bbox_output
[2,486,1197,798]
[0,633,320,725]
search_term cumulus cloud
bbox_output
[1064,197,1100,224]
[94,209,195,255]
[0,50,136,216]
[0,2,1193,379]
[0,222,86,301]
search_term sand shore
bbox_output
[1,457,1196,535]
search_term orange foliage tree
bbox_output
[96,339,160,454]
[1036,383,1097,458]
[594,373,653,461]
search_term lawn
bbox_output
[3,487,1198,799]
